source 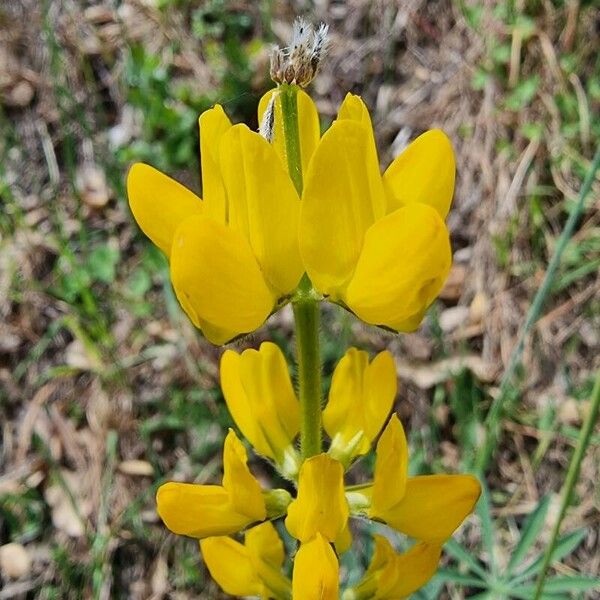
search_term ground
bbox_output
[0,0,599,598]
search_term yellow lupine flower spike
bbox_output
[357,415,481,542]
[200,522,291,599]
[220,342,301,477]
[293,533,339,600]
[324,348,397,466]
[285,454,349,543]
[127,105,303,345]
[299,93,453,333]
[156,430,266,538]
[346,535,442,600]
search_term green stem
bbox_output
[532,370,600,599]
[476,146,600,474]
[279,83,303,196]
[293,295,322,459]
[278,82,322,460]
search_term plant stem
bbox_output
[278,82,322,459]
[476,146,600,474]
[532,370,600,599]
[279,83,303,196]
[293,293,322,459]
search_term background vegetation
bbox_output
[0,0,598,598]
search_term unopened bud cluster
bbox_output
[270,18,329,87]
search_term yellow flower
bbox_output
[285,454,349,544]
[200,522,291,599]
[348,415,481,542]
[293,533,339,600]
[220,342,301,477]
[156,429,266,538]
[298,93,454,332]
[346,535,442,600]
[127,104,303,344]
[129,90,454,342]
[324,348,397,466]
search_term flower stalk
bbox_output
[279,81,323,460]
[279,83,304,196]
[292,290,322,459]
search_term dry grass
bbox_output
[0,0,599,598]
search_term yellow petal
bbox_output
[345,203,452,331]
[199,105,232,222]
[222,430,267,523]
[220,343,300,466]
[170,214,275,344]
[371,414,408,514]
[246,522,293,598]
[220,350,271,457]
[337,93,374,128]
[300,119,387,297]
[349,535,396,599]
[245,521,285,570]
[383,129,455,218]
[285,454,349,543]
[373,474,481,542]
[258,88,321,176]
[292,535,339,600]
[378,542,442,599]
[156,483,251,538]
[334,522,353,555]
[218,124,303,294]
[127,163,202,256]
[238,343,300,452]
[200,536,262,596]
[324,349,397,462]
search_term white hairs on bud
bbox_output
[310,22,330,70]
[291,17,312,54]
[258,92,277,142]
[269,18,330,87]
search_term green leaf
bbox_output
[505,76,540,111]
[506,495,551,577]
[513,575,600,595]
[477,482,497,575]
[472,68,490,91]
[88,245,120,284]
[127,268,152,297]
[512,529,587,584]
[444,538,490,581]
[436,568,487,588]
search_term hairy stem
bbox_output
[293,293,322,459]
[278,82,322,459]
[279,83,303,196]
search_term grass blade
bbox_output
[513,529,587,584]
[532,371,600,599]
[475,147,600,474]
[444,538,490,581]
[506,495,551,576]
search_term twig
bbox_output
[475,146,600,474]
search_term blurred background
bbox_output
[1,0,599,598]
